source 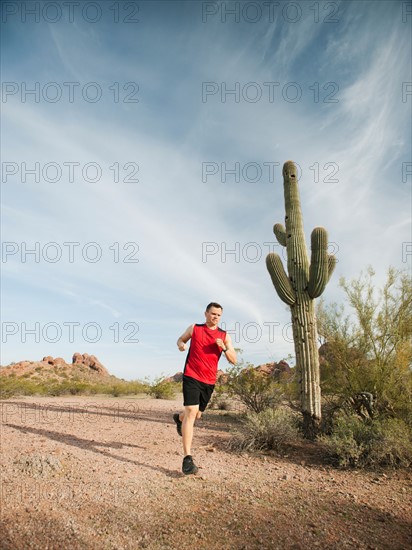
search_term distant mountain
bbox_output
[0,353,118,382]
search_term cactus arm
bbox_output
[327,255,337,282]
[266,253,296,305]
[273,223,286,246]
[308,227,329,299]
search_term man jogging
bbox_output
[173,302,236,475]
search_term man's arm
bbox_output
[216,334,237,364]
[177,324,194,351]
[223,334,237,364]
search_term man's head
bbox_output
[205,302,223,328]
[206,302,223,312]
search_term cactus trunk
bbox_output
[291,297,321,437]
[266,161,336,438]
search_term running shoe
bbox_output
[182,455,198,475]
[173,413,182,436]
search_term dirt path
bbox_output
[1,396,411,549]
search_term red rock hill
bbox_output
[0,353,111,380]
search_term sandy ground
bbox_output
[0,395,411,550]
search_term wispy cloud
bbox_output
[2,1,410,377]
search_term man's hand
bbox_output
[218,335,237,365]
[215,338,226,350]
[176,325,194,352]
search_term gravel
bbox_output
[1,395,411,549]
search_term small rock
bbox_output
[377,516,386,523]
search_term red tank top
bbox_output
[183,324,227,385]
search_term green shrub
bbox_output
[213,397,232,411]
[0,378,21,399]
[226,364,284,413]
[68,382,89,395]
[320,412,412,468]
[127,380,150,395]
[227,407,300,452]
[0,376,151,399]
[147,376,177,399]
[48,382,71,396]
[22,380,90,397]
[109,384,125,397]
[319,413,369,467]
[368,418,412,467]
[209,384,233,410]
[317,267,412,424]
[0,378,46,398]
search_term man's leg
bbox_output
[182,404,199,456]
[177,376,205,474]
[178,410,202,421]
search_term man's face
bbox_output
[205,306,222,327]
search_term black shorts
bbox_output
[182,375,215,412]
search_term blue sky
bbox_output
[1,0,411,380]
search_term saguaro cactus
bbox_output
[266,161,336,438]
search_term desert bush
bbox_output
[109,384,127,397]
[212,397,232,411]
[319,398,343,435]
[226,363,284,413]
[0,378,49,399]
[0,376,151,399]
[319,412,371,467]
[0,378,22,399]
[369,417,412,467]
[317,267,412,424]
[147,376,177,399]
[319,412,412,468]
[227,407,300,452]
[105,382,144,397]
[123,380,149,395]
[209,384,233,410]
[47,381,89,396]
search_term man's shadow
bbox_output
[6,423,182,478]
